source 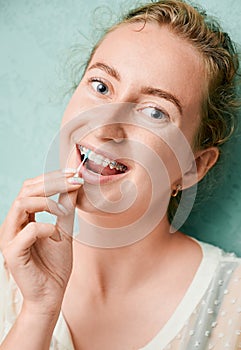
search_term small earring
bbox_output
[171,184,182,197]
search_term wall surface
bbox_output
[0,0,241,254]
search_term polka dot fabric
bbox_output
[163,261,241,349]
[1,240,241,349]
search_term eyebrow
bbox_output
[88,62,121,81]
[140,86,183,116]
[88,62,183,115]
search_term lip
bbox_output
[75,144,130,185]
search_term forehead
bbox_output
[90,22,206,113]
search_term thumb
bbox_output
[55,189,79,240]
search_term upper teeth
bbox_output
[78,145,127,172]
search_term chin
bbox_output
[75,186,155,230]
[76,188,98,213]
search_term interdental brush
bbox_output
[74,149,90,178]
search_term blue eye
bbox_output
[141,107,168,121]
[91,80,109,95]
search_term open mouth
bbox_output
[77,145,128,176]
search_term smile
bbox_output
[77,145,128,177]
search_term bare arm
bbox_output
[1,305,60,350]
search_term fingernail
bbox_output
[57,203,69,215]
[67,177,84,185]
[62,168,77,174]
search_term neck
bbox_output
[71,213,178,301]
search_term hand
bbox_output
[0,170,83,315]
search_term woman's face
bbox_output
[61,22,206,226]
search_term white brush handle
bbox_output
[74,150,90,177]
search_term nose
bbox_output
[94,122,126,143]
[93,103,131,144]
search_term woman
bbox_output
[0,0,240,349]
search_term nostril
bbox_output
[113,137,124,143]
[95,123,126,143]
[112,127,125,143]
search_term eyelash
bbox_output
[139,103,170,120]
[87,77,170,122]
[88,77,110,95]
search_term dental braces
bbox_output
[78,145,127,172]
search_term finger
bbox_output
[3,222,58,267]
[19,168,77,187]
[18,173,84,198]
[4,197,70,241]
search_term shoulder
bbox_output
[197,239,241,287]
[194,238,241,264]
[197,239,241,265]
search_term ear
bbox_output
[181,147,219,189]
[195,146,220,181]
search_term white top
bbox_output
[0,239,241,349]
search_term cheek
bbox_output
[61,84,92,126]
[136,129,184,186]
[156,146,183,185]
[152,123,198,184]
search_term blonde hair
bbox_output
[86,0,239,148]
[81,0,240,221]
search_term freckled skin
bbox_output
[61,23,216,227]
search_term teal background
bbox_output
[0,1,240,254]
